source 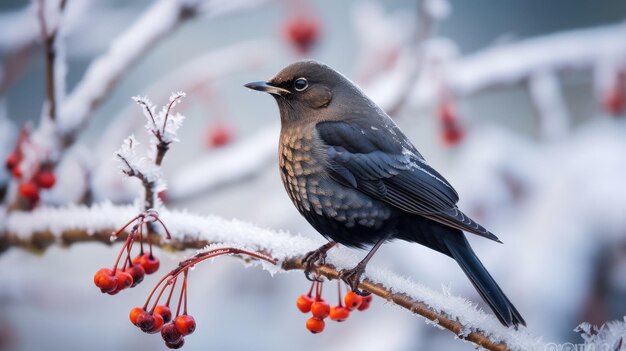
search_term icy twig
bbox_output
[36,0,67,121]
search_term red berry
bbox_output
[161,323,182,343]
[357,295,372,311]
[296,294,314,313]
[439,100,464,146]
[604,89,625,116]
[11,166,22,179]
[329,305,350,322]
[147,313,164,334]
[344,291,363,310]
[125,264,145,287]
[19,181,39,201]
[283,16,320,54]
[35,170,56,189]
[306,317,325,333]
[93,268,118,293]
[114,270,133,292]
[136,311,155,332]
[129,307,144,325]
[165,337,185,349]
[5,153,19,170]
[134,253,160,274]
[207,124,233,148]
[310,300,330,319]
[154,305,172,323]
[174,315,196,336]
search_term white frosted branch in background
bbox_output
[528,70,570,141]
[0,202,543,350]
[57,0,196,136]
[447,23,626,95]
[168,124,278,200]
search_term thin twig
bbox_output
[116,154,156,211]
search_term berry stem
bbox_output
[307,281,315,298]
[337,280,343,307]
[111,228,136,273]
[165,276,177,307]
[183,270,188,315]
[175,272,185,317]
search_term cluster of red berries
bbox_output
[296,280,373,334]
[4,127,56,203]
[93,210,171,295]
[438,97,465,146]
[126,247,275,349]
[282,15,321,54]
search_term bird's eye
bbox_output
[294,78,308,91]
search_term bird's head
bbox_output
[245,60,364,125]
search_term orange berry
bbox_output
[310,300,330,319]
[296,294,314,313]
[329,305,350,322]
[174,315,196,336]
[129,307,144,325]
[154,305,172,323]
[115,270,133,291]
[344,291,363,310]
[93,268,118,293]
[306,317,325,333]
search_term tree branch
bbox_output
[0,203,542,351]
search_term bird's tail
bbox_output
[443,234,526,327]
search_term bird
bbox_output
[244,60,525,327]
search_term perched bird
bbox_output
[245,60,525,327]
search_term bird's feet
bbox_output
[301,242,336,282]
[339,262,370,296]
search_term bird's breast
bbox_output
[279,129,392,233]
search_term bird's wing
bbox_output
[316,120,500,242]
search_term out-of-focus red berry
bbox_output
[438,100,464,146]
[296,294,314,313]
[165,336,185,349]
[282,16,320,54]
[11,166,22,179]
[306,317,325,333]
[5,153,19,170]
[357,294,373,311]
[174,315,196,336]
[35,170,56,189]
[207,124,233,148]
[93,268,118,293]
[603,88,625,116]
[147,313,164,334]
[19,181,39,201]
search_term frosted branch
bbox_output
[0,203,544,351]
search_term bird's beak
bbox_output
[244,81,291,96]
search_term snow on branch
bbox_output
[0,202,543,351]
[446,22,626,95]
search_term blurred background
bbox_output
[1,0,626,350]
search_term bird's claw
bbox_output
[339,263,371,296]
[302,248,327,282]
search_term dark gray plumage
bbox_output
[245,60,525,327]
